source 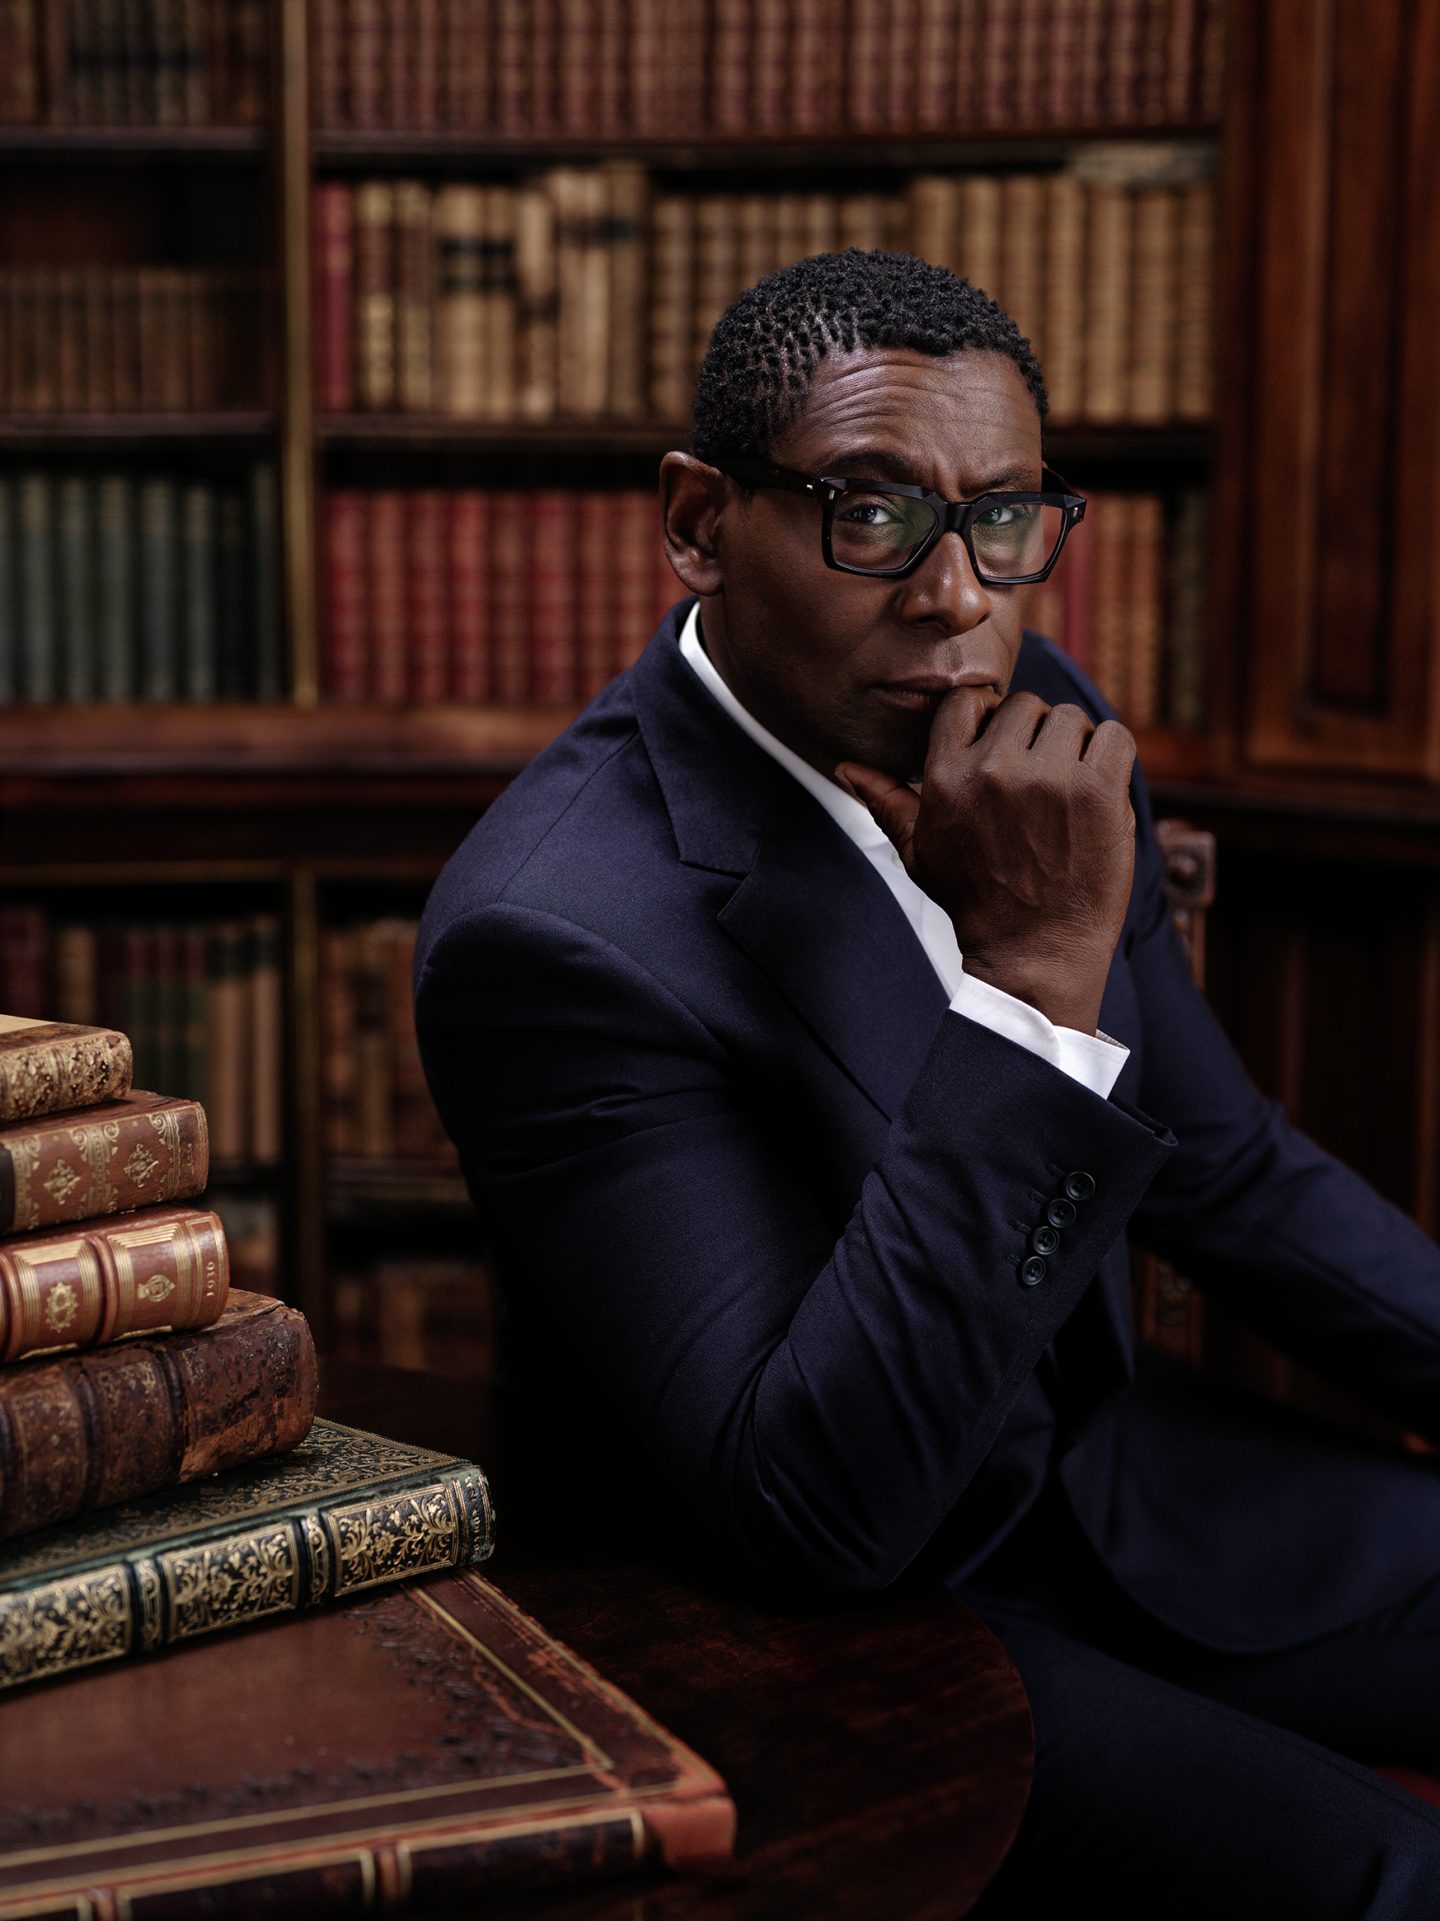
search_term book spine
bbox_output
[434,182,486,416]
[353,179,397,411]
[488,491,530,702]
[0,1095,209,1235]
[312,182,355,413]
[0,1023,134,1124]
[0,1201,228,1363]
[575,490,615,700]
[137,473,179,700]
[56,475,96,702]
[367,489,408,703]
[604,162,648,418]
[320,925,356,1158]
[0,1295,316,1539]
[180,478,218,701]
[16,472,55,704]
[205,920,249,1160]
[322,488,368,699]
[249,462,280,700]
[249,912,283,1166]
[393,177,435,411]
[514,182,558,419]
[528,490,576,703]
[448,487,490,701]
[407,488,449,702]
[0,1457,493,1692]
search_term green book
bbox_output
[0,476,15,704]
[96,472,136,702]
[0,1420,495,1693]
[138,473,179,701]
[181,477,217,701]
[17,470,55,704]
[57,473,97,703]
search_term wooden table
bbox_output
[319,1362,1035,1919]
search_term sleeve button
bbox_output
[1045,1197,1077,1228]
[1031,1224,1061,1256]
[1063,1170,1096,1202]
[1020,1255,1048,1286]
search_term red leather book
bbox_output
[613,490,661,672]
[0,1564,733,1917]
[575,490,615,699]
[412,0,441,128]
[0,1199,227,1365]
[0,1088,208,1235]
[448,488,491,701]
[366,489,409,704]
[322,488,369,700]
[528,490,577,703]
[489,491,531,702]
[0,1290,315,1540]
[406,488,449,703]
[312,182,354,413]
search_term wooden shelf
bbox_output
[325,1161,470,1222]
[319,414,1213,460]
[312,125,1219,170]
[0,125,266,157]
[0,703,576,779]
[0,413,276,449]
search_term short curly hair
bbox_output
[691,249,1047,465]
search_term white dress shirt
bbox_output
[678,602,1128,1100]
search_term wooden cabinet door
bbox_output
[1238,0,1440,780]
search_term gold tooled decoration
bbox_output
[124,1140,161,1187]
[331,1487,462,1595]
[44,1280,79,1335]
[145,1105,187,1197]
[162,1525,301,1640]
[136,1275,175,1303]
[8,1134,47,1231]
[0,1567,131,1687]
[40,1156,84,1211]
[302,1513,332,1605]
[68,1115,121,1216]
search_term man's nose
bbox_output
[894,529,994,633]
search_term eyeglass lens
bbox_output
[830,490,1066,580]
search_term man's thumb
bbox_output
[833,763,921,863]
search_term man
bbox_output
[415,251,1440,1914]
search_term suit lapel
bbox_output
[631,601,949,1119]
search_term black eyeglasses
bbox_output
[715,455,1087,585]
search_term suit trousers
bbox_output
[958,1473,1440,1920]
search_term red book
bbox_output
[312,183,354,413]
[0,907,48,1019]
[528,490,577,702]
[613,490,660,673]
[323,490,369,700]
[575,491,615,699]
[448,489,491,701]
[1058,504,1096,675]
[407,489,450,703]
[367,490,409,704]
[489,491,531,702]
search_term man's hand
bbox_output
[836,688,1137,1034]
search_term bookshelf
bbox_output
[5,0,1439,1343]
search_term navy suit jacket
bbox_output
[415,600,1440,1652]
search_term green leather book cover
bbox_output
[0,1419,494,1693]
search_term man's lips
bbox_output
[871,675,1002,710]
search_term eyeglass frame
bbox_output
[713,454,1087,586]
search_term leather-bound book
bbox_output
[448,487,491,701]
[529,489,578,703]
[393,177,435,410]
[312,181,354,412]
[435,181,486,416]
[515,180,558,419]
[0,1419,493,1695]
[0,1563,732,1917]
[0,1290,315,1540]
[406,488,449,703]
[1130,185,1177,422]
[0,1016,133,1125]
[0,1087,207,1235]
[353,179,397,411]
[0,1199,227,1364]
[366,489,408,704]
[321,487,368,698]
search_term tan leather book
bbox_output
[204,921,249,1161]
[393,177,435,411]
[1130,186,1178,422]
[0,1289,314,1540]
[1000,174,1047,357]
[737,192,776,302]
[353,179,398,411]
[1083,184,1133,421]
[692,193,737,379]
[1175,179,1214,419]
[479,183,517,419]
[434,182,486,416]
[515,180,558,419]
[0,1563,734,1914]
[1043,171,1086,422]
[908,175,957,273]
[0,1088,208,1236]
[957,174,1003,305]
[605,162,648,418]
[648,192,695,422]
[0,1198,227,1365]
[0,1016,133,1126]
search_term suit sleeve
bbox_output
[1124,758,1440,1437]
[415,899,1172,1592]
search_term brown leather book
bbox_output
[406,488,449,703]
[0,1016,133,1126]
[353,179,397,412]
[448,487,491,699]
[0,1199,227,1365]
[393,177,435,410]
[0,1290,314,1540]
[0,1088,208,1236]
[0,1564,733,1915]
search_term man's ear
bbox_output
[660,452,738,597]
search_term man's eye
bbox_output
[838,496,901,525]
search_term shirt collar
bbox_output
[676,601,891,853]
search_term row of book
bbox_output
[314,160,1215,427]
[0,907,284,1164]
[331,1252,496,1382]
[1028,487,1207,731]
[309,0,1226,138]
[0,466,280,704]
[324,488,676,706]
[0,0,269,126]
[0,266,270,414]
[321,916,454,1161]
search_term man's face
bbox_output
[701,346,1043,781]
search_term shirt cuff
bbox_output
[947,969,1130,1100]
